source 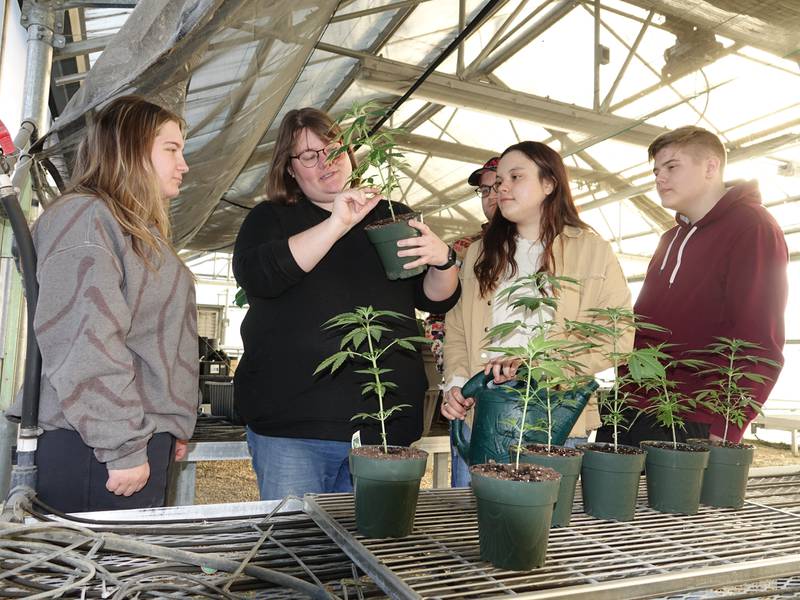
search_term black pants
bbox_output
[595,411,710,447]
[36,428,174,514]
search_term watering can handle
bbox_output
[461,370,493,399]
[452,371,493,462]
[451,419,468,462]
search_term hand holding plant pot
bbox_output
[690,337,780,508]
[330,101,425,279]
[315,306,430,538]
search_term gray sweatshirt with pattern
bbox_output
[9,195,198,470]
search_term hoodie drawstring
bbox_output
[659,228,682,272]
[668,226,698,286]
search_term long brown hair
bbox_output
[474,141,588,298]
[66,95,184,268]
[267,107,357,204]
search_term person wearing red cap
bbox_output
[424,157,499,487]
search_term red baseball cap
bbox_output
[467,156,499,186]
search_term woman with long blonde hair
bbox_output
[7,95,198,512]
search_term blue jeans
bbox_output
[564,436,589,448]
[246,428,353,500]
[450,421,472,488]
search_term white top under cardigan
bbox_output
[445,237,552,391]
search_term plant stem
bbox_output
[546,388,552,452]
[535,285,552,450]
[662,379,677,449]
[364,317,389,453]
[378,159,396,221]
[515,358,534,471]
[611,315,620,452]
[723,348,735,443]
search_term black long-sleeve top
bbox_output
[232,197,460,446]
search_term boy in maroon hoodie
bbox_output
[597,126,788,445]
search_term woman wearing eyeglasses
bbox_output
[440,141,632,484]
[232,107,460,500]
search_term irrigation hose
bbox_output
[1,521,339,600]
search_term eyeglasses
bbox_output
[289,142,343,168]
[474,183,501,198]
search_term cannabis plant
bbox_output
[486,273,591,468]
[632,344,706,449]
[327,100,409,221]
[691,337,780,443]
[314,306,430,453]
[566,309,667,451]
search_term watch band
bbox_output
[434,245,457,270]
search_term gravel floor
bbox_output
[194,438,800,505]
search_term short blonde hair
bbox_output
[648,126,726,169]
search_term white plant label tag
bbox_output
[351,430,362,449]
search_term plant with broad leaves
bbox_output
[565,309,668,451]
[327,100,409,221]
[314,306,431,453]
[690,337,780,443]
[486,273,592,467]
[630,344,706,449]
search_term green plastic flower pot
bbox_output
[470,466,561,571]
[578,443,646,522]
[364,213,425,280]
[519,444,583,527]
[699,442,754,509]
[642,441,710,515]
[349,446,428,538]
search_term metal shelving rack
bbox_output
[305,472,800,600]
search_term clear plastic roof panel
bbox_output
[32,0,800,277]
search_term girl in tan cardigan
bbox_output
[441,141,632,486]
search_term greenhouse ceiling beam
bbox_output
[554,130,673,232]
[462,0,545,79]
[340,49,669,147]
[396,132,603,183]
[61,1,137,7]
[320,3,418,114]
[471,0,580,75]
[621,0,799,60]
[579,133,800,211]
[582,1,737,131]
[54,32,112,60]
[50,9,87,117]
[398,165,480,226]
[329,0,431,23]
[396,0,521,132]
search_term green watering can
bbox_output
[452,372,598,465]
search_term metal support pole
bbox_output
[20,0,62,131]
[0,0,61,507]
[593,0,601,111]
